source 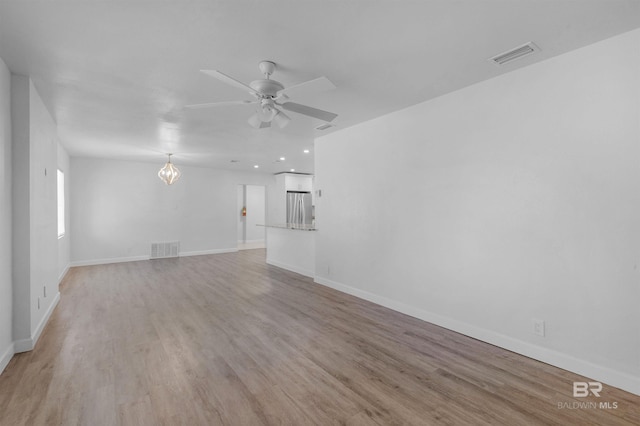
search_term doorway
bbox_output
[237,184,266,250]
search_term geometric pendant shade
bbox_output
[157,153,181,185]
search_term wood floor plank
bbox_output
[1,248,639,425]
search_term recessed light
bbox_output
[280,157,286,161]
[290,169,295,172]
[303,149,310,154]
[253,165,259,168]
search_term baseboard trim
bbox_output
[70,255,150,267]
[58,264,70,283]
[180,248,238,257]
[0,342,15,375]
[13,338,32,354]
[31,291,60,350]
[70,249,241,267]
[13,292,61,355]
[266,259,314,278]
[314,275,640,396]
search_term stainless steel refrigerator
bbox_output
[286,191,313,226]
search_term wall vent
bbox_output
[490,42,539,66]
[151,241,180,259]
[315,123,335,131]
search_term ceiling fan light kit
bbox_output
[273,110,291,128]
[186,60,338,129]
[248,112,270,129]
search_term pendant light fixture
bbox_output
[158,153,181,185]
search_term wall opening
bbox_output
[237,184,266,250]
[57,169,65,238]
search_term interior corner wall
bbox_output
[0,57,13,371]
[314,28,640,395]
[11,75,61,353]
[69,157,275,264]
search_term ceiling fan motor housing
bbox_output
[250,79,284,97]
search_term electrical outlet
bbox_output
[533,319,545,337]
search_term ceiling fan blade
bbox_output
[277,76,336,99]
[280,102,338,122]
[200,70,259,96]
[184,100,255,109]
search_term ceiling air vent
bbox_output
[315,123,334,131]
[490,42,539,66]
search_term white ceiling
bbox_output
[1,1,639,175]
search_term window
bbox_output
[57,169,65,238]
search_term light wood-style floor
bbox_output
[1,249,638,425]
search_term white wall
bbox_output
[237,184,245,243]
[10,75,61,354]
[237,184,266,244]
[0,57,13,372]
[11,75,30,347]
[270,174,287,224]
[28,78,59,340]
[70,157,274,264]
[315,29,640,395]
[245,185,265,242]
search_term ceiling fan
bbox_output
[185,61,338,129]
